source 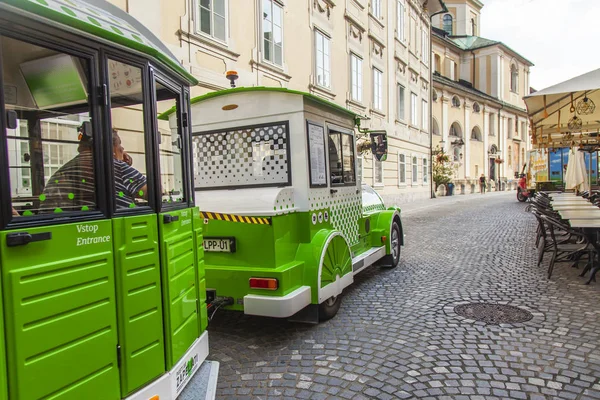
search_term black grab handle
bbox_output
[6,232,52,247]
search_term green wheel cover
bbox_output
[320,234,352,288]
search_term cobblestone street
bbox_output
[207,192,600,399]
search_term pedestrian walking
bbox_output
[480,174,486,194]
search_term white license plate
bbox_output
[203,238,234,252]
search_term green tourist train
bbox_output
[0,1,404,399]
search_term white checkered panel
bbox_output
[193,122,289,189]
[330,187,361,246]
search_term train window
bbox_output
[155,81,185,204]
[2,35,96,219]
[328,129,356,185]
[107,59,149,210]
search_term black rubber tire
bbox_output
[517,189,527,202]
[380,222,401,268]
[318,295,342,321]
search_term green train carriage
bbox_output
[164,87,404,323]
[0,0,211,399]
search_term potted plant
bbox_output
[432,146,454,195]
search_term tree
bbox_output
[432,146,454,191]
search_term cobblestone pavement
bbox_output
[206,193,600,399]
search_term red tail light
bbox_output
[249,278,278,290]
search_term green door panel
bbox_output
[192,210,208,333]
[0,263,7,400]
[112,215,165,396]
[0,221,120,400]
[159,208,199,368]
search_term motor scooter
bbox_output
[516,164,534,202]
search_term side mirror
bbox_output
[6,110,17,130]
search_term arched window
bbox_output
[449,122,462,138]
[442,14,453,35]
[432,118,440,135]
[471,18,476,36]
[510,64,519,93]
[452,96,461,107]
[432,89,438,102]
[472,102,481,113]
[471,126,482,141]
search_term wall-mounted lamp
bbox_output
[451,138,465,147]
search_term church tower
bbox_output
[432,0,484,36]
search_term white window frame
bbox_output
[397,0,405,41]
[421,29,429,63]
[410,92,418,126]
[372,0,382,18]
[423,157,428,184]
[412,156,418,184]
[315,30,331,89]
[350,54,362,103]
[373,154,384,186]
[398,152,406,185]
[262,0,284,67]
[422,99,428,130]
[397,84,405,121]
[197,0,228,43]
[373,68,383,111]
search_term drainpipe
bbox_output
[498,103,504,190]
[429,4,446,199]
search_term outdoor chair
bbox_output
[540,215,596,279]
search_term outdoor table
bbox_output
[559,210,600,220]
[552,204,598,211]
[567,218,600,284]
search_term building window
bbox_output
[432,118,440,135]
[451,95,461,108]
[521,121,527,140]
[198,0,227,42]
[350,54,362,102]
[372,0,382,18]
[423,158,428,184]
[508,118,513,138]
[422,99,428,130]
[450,122,462,137]
[489,114,495,136]
[397,84,405,121]
[449,60,456,80]
[412,156,418,183]
[262,0,283,66]
[508,145,512,166]
[421,29,429,63]
[315,30,331,88]
[442,14,453,35]
[373,68,383,110]
[434,54,441,74]
[510,64,519,93]
[471,126,482,141]
[471,18,476,36]
[409,17,417,54]
[453,147,461,162]
[472,102,481,113]
[374,155,383,185]
[397,0,405,41]
[398,153,406,184]
[410,92,418,126]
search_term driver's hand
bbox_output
[123,152,133,166]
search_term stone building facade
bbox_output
[430,0,534,194]
[107,0,445,205]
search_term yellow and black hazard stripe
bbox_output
[200,211,271,225]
